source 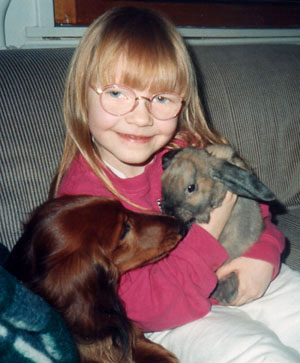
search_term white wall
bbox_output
[3,0,84,49]
[0,0,10,49]
[2,0,300,49]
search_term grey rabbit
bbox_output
[160,145,276,304]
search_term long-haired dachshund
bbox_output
[5,195,186,363]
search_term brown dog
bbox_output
[161,145,275,304]
[5,195,186,362]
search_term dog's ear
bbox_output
[210,161,276,201]
[43,248,132,359]
[162,149,182,170]
[73,259,132,353]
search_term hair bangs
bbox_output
[92,19,188,97]
[122,46,187,96]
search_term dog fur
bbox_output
[5,195,185,362]
[161,145,275,304]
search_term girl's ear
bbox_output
[210,161,276,201]
[162,149,182,170]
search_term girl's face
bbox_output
[87,77,179,178]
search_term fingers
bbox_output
[222,190,238,205]
[216,257,274,306]
[198,192,238,240]
[229,277,263,306]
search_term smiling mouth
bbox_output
[117,132,152,143]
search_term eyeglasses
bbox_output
[90,84,184,121]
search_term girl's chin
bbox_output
[121,155,154,168]
[110,154,155,177]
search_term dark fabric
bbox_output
[0,264,79,362]
[276,209,300,270]
[0,244,9,265]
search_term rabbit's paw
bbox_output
[211,271,239,304]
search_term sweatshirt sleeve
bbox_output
[242,204,285,278]
[118,225,229,332]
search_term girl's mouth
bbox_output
[117,132,152,143]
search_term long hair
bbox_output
[52,6,226,202]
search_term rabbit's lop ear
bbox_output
[162,149,182,170]
[211,161,276,201]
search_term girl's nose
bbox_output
[125,99,153,126]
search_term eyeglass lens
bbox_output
[100,86,182,120]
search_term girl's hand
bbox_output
[198,191,237,240]
[216,256,274,305]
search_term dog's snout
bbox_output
[178,220,189,238]
[160,199,175,217]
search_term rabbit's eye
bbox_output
[186,184,197,193]
[188,184,195,192]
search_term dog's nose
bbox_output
[160,200,175,216]
[178,220,189,238]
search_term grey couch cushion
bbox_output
[0,48,73,250]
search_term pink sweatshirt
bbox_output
[57,151,285,332]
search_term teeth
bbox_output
[128,135,147,139]
[118,132,151,141]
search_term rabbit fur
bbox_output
[161,144,276,304]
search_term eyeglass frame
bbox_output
[90,84,185,121]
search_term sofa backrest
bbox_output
[0,48,73,249]
[193,44,300,210]
[0,45,299,251]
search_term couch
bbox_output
[1,44,299,271]
[0,43,299,362]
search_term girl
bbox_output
[53,6,300,362]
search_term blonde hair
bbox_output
[52,6,226,202]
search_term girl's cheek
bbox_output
[164,118,179,136]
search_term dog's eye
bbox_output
[120,222,131,240]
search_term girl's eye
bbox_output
[107,90,125,99]
[153,95,170,104]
